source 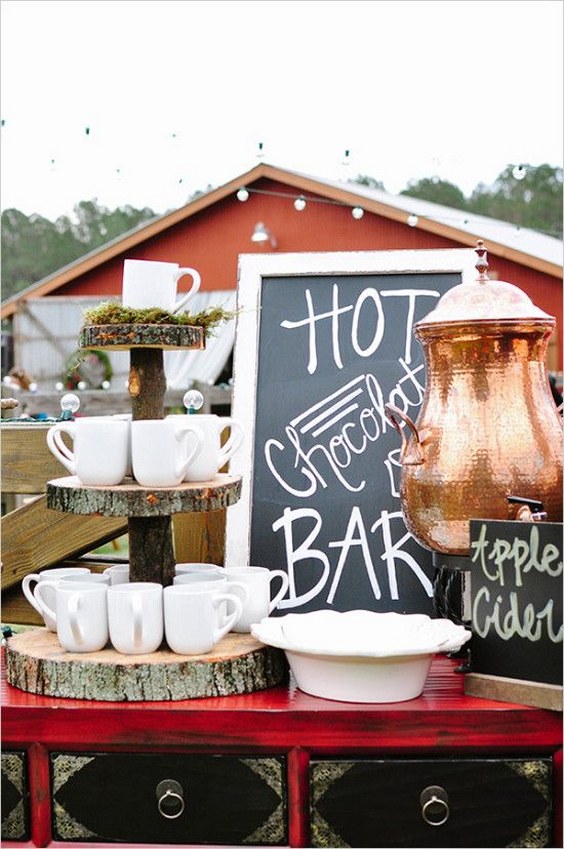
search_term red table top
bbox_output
[3,655,561,755]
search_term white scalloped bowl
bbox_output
[251,610,471,703]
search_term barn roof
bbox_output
[2,161,562,319]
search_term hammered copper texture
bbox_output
[394,320,562,554]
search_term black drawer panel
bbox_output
[310,757,552,848]
[51,752,287,844]
[1,750,30,842]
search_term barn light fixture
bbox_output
[251,221,277,248]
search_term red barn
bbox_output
[2,162,562,374]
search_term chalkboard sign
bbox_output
[465,518,563,709]
[226,249,476,615]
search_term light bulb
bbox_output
[294,196,306,212]
[29,382,38,393]
[183,389,204,412]
[351,207,364,220]
[512,165,527,181]
[237,187,249,202]
[407,214,418,227]
[77,380,87,391]
[60,393,80,414]
[55,381,64,391]
[102,380,111,389]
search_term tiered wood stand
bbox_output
[5,324,287,700]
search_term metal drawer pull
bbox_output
[420,785,450,826]
[156,779,185,820]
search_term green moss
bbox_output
[82,302,238,337]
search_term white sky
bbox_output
[1,0,562,221]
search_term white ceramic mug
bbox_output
[121,259,200,313]
[167,414,244,482]
[107,582,163,654]
[172,571,249,607]
[22,567,91,631]
[112,413,133,476]
[35,582,109,653]
[58,572,111,586]
[224,566,290,633]
[175,562,224,576]
[131,419,203,487]
[103,563,130,585]
[46,418,130,486]
[164,584,243,655]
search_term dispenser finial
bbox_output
[475,239,489,282]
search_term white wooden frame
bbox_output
[225,248,477,570]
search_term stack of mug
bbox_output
[46,258,243,488]
[46,412,244,488]
[22,563,289,656]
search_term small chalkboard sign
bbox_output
[465,519,563,711]
[225,249,476,616]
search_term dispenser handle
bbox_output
[384,403,425,466]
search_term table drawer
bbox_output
[1,751,30,842]
[310,757,553,848]
[51,752,287,845]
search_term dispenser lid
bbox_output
[417,240,554,325]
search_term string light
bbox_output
[407,214,418,227]
[233,186,367,219]
[512,165,527,181]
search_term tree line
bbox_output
[1,164,561,303]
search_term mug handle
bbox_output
[213,593,243,640]
[68,592,85,646]
[218,419,244,466]
[22,573,42,615]
[268,570,290,613]
[176,424,204,479]
[46,423,76,475]
[173,268,201,313]
[33,582,58,625]
[131,593,143,649]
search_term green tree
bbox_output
[1,200,157,300]
[400,177,467,210]
[468,163,563,238]
[1,209,81,300]
[351,175,386,191]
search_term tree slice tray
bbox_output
[5,628,288,702]
[46,473,242,517]
[80,323,205,351]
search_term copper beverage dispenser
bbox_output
[385,241,563,627]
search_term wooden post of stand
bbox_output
[128,347,175,585]
[128,347,166,420]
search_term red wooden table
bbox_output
[2,655,562,848]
